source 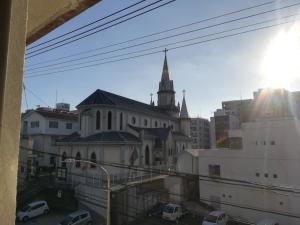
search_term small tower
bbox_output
[179,90,191,137]
[157,49,178,116]
[150,93,154,106]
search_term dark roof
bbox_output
[35,109,78,121]
[57,131,140,144]
[172,131,191,140]
[129,125,171,141]
[77,89,171,118]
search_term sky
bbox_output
[23,0,300,119]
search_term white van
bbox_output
[17,200,49,222]
[58,210,93,225]
[162,203,183,221]
[202,211,228,225]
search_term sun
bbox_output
[260,23,300,89]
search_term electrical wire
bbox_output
[24,13,300,74]
[25,0,176,58]
[27,0,149,50]
[25,0,279,67]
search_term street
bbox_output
[16,212,104,225]
[128,214,250,225]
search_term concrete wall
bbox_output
[0,1,28,223]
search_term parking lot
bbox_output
[129,214,250,225]
[16,212,104,225]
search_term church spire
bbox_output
[180,90,189,119]
[161,48,170,81]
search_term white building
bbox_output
[198,116,300,224]
[190,117,210,149]
[56,54,192,218]
[21,105,79,167]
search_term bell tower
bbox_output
[157,49,178,115]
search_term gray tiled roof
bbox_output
[77,89,171,118]
[57,131,140,144]
[129,125,171,141]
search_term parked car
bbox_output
[58,210,93,225]
[162,203,183,221]
[16,200,49,222]
[256,219,279,225]
[202,211,228,225]
[147,202,167,217]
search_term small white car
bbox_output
[58,210,93,225]
[162,203,183,221]
[202,211,228,225]
[256,219,279,225]
[17,200,49,222]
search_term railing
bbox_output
[64,164,169,188]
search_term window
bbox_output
[273,174,278,178]
[20,166,25,173]
[145,145,150,166]
[50,156,55,165]
[264,173,269,178]
[30,121,39,128]
[256,172,260,177]
[131,116,136,125]
[80,213,88,219]
[90,152,96,168]
[271,140,276,145]
[61,152,67,167]
[49,121,58,128]
[23,121,28,132]
[209,165,221,177]
[96,111,101,130]
[107,111,112,130]
[155,121,158,127]
[66,123,72,129]
[72,216,80,223]
[75,152,81,168]
[144,119,148,126]
[163,123,166,128]
[119,112,123,130]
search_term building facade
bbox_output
[56,54,192,217]
[21,104,79,168]
[190,117,210,149]
[199,116,300,224]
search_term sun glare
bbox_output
[261,23,300,89]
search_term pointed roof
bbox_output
[161,49,170,81]
[180,92,189,119]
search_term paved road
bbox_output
[16,212,104,225]
[16,213,65,225]
[129,214,250,225]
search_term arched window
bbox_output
[155,121,158,127]
[96,111,101,130]
[90,152,96,168]
[107,111,112,130]
[182,145,185,152]
[131,116,136,125]
[144,119,148,127]
[75,152,81,168]
[145,145,150,166]
[62,152,67,167]
[163,123,166,128]
[119,113,123,130]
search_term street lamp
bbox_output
[63,158,111,225]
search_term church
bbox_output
[57,53,191,181]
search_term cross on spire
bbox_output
[161,48,170,81]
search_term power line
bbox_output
[25,0,279,67]
[19,146,300,194]
[23,84,50,107]
[27,0,148,50]
[24,13,300,74]
[22,83,29,110]
[25,0,176,58]
[24,17,300,79]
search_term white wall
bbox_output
[198,117,300,224]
